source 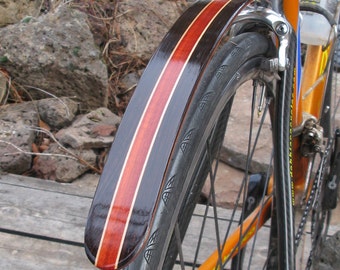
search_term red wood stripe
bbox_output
[95,1,231,268]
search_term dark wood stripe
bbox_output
[95,2,232,268]
[121,1,250,266]
[85,1,251,269]
[84,1,209,265]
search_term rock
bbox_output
[201,82,273,208]
[0,102,119,179]
[32,143,97,183]
[0,5,108,110]
[37,97,79,129]
[56,107,121,149]
[202,162,245,208]
[116,0,184,59]
[0,102,39,174]
[120,71,142,91]
[0,71,7,104]
[0,0,42,27]
[220,81,272,174]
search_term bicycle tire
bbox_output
[125,32,295,269]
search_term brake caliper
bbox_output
[300,117,324,157]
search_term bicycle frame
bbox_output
[201,1,340,268]
[85,0,340,269]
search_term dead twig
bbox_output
[0,70,24,104]
[0,126,101,174]
[23,85,71,117]
[0,140,77,160]
[30,126,102,174]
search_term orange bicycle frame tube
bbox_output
[292,44,332,193]
[289,0,336,198]
[199,197,272,270]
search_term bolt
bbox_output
[276,22,288,35]
[313,145,321,153]
[328,175,337,189]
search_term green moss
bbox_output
[21,16,33,23]
[68,63,76,71]
[72,46,81,57]
[0,56,8,63]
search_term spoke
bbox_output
[187,79,275,269]
[232,84,258,269]
[175,222,186,270]
[206,126,224,269]
[237,83,274,269]
[200,196,273,269]
[192,122,225,269]
[235,81,270,268]
[193,200,209,269]
[247,151,273,269]
[193,201,211,269]
[245,95,273,268]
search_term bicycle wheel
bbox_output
[125,32,295,269]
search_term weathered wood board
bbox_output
[0,232,95,269]
[1,173,339,269]
[0,174,97,269]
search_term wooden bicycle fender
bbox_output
[85,0,251,269]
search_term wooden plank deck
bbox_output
[0,173,244,269]
[0,173,97,270]
[1,173,339,269]
[0,173,239,270]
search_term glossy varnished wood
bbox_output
[85,0,252,269]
